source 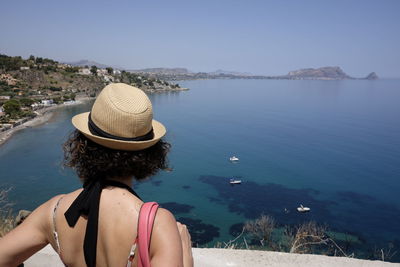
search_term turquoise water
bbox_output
[1,79,400,257]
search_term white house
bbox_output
[113,69,121,75]
[41,99,54,106]
[97,69,108,75]
[79,68,91,75]
[103,75,114,82]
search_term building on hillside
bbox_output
[97,69,108,75]
[57,64,71,69]
[31,103,39,109]
[79,68,91,75]
[41,99,54,106]
[0,74,18,86]
[20,66,30,70]
[113,69,121,75]
[103,75,114,82]
[0,96,11,100]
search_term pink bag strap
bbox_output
[137,202,159,267]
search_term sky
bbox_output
[1,0,399,77]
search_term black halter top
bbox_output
[64,179,141,267]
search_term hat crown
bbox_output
[91,83,153,138]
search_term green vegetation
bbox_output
[65,66,79,73]
[90,65,98,75]
[106,67,113,74]
[19,98,35,107]
[3,100,21,118]
[218,214,398,262]
[0,54,25,71]
[0,189,15,238]
[0,53,184,125]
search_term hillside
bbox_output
[132,67,190,74]
[0,54,186,125]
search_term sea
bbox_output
[1,79,399,260]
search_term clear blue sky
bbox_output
[1,0,399,77]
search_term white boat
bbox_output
[230,178,242,184]
[229,156,239,162]
[297,204,310,213]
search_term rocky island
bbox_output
[281,66,379,80]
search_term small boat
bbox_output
[297,204,310,213]
[229,156,239,162]
[230,178,242,184]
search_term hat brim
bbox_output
[72,112,166,151]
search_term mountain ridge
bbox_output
[63,59,378,80]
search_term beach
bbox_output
[0,96,93,147]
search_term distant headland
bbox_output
[65,59,378,81]
[128,66,378,81]
[282,66,378,80]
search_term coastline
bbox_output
[0,85,188,147]
[0,96,93,147]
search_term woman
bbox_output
[0,83,193,267]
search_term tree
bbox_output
[49,86,62,91]
[19,98,34,107]
[52,97,62,104]
[28,55,35,61]
[90,65,98,75]
[35,57,43,64]
[106,67,113,75]
[244,214,275,246]
[285,221,328,254]
[3,99,21,117]
[65,66,79,73]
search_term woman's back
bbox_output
[51,186,144,266]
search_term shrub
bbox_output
[3,99,21,117]
[0,189,14,237]
[244,214,275,246]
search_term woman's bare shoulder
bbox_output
[155,207,176,225]
[150,207,183,266]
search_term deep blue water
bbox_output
[1,79,400,257]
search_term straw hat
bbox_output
[72,83,166,151]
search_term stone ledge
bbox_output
[24,245,399,267]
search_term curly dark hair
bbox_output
[63,130,170,183]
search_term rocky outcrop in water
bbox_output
[284,66,351,80]
[365,72,378,80]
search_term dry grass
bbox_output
[0,188,15,237]
[244,214,275,246]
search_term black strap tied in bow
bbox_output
[64,179,141,267]
[88,112,154,141]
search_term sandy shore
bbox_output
[0,96,93,147]
[24,245,400,267]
